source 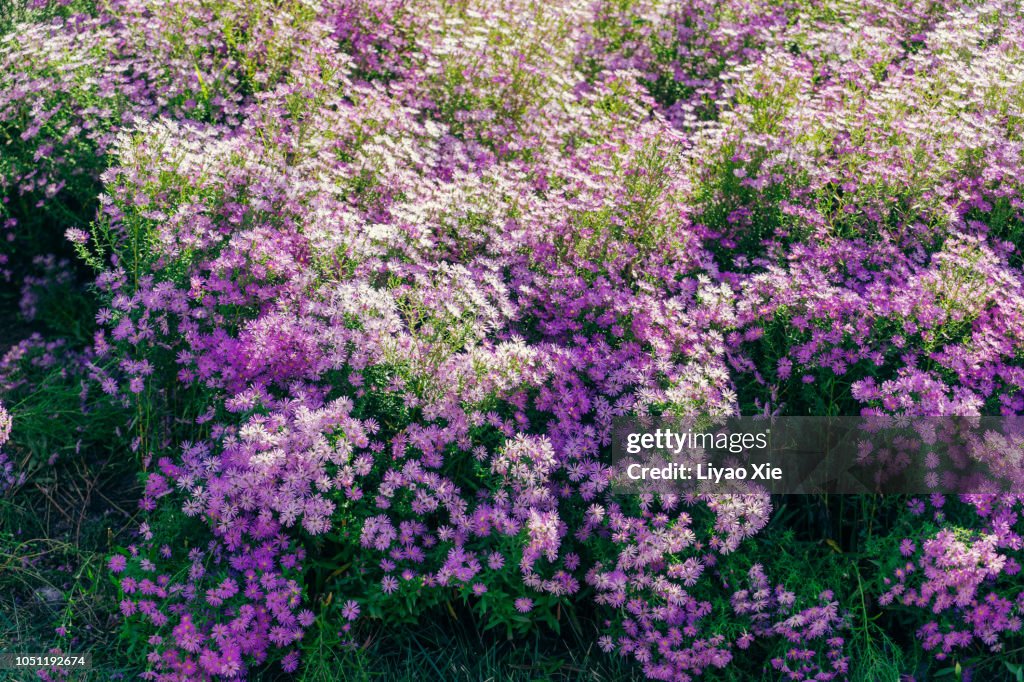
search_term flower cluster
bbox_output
[732,565,848,681]
[881,495,1024,661]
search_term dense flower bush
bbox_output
[2,0,1024,680]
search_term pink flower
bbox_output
[64,228,89,245]
[341,600,360,621]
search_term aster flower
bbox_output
[341,600,360,621]
[64,228,90,245]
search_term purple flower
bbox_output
[64,228,89,245]
[341,600,360,621]
[514,598,534,613]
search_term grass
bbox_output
[0,290,138,680]
[290,609,643,682]
[0,452,142,680]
